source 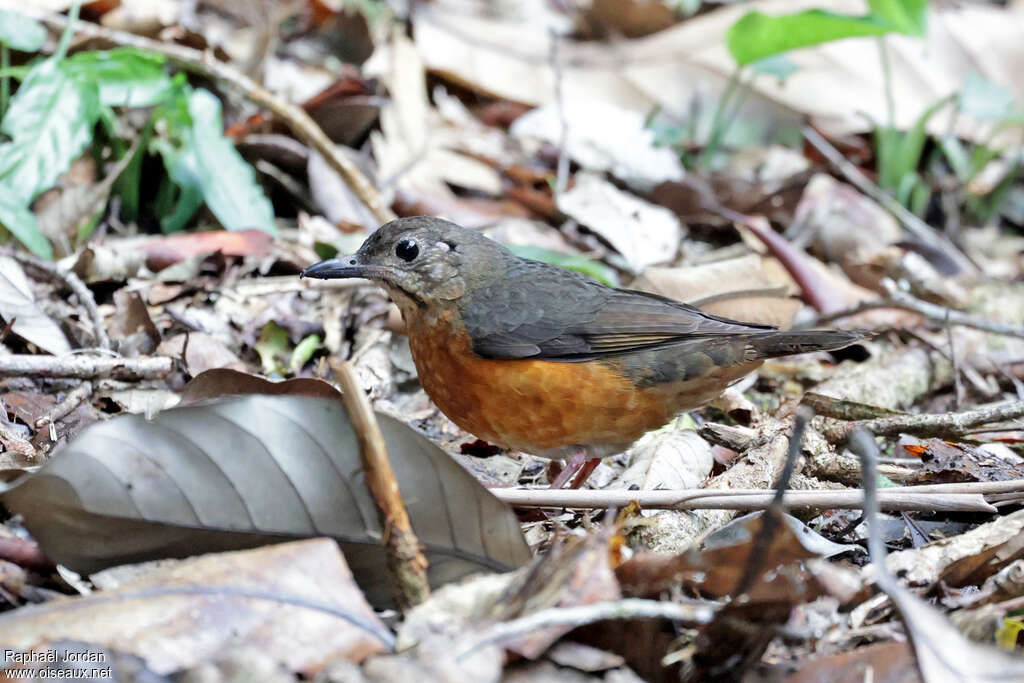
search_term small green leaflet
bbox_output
[0,183,50,258]
[727,0,929,66]
[0,10,46,52]
[64,48,175,108]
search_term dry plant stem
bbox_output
[824,399,1024,441]
[736,407,811,596]
[0,246,110,351]
[802,125,978,276]
[0,355,171,380]
[330,358,429,609]
[35,381,93,428]
[456,598,717,660]
[491,488,994,512]
[809,288,1024,340]
[15,8,395,225]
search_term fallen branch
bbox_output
[14,8,394,225]
[456,598,717,660]
[331,359,429,610]
[0,354,171,380]
[491,487,996,512]
[823,399,1024,442]
[808,281,1024,340]
[0,246,111,351]
[802,125,977,276]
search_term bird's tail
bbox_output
[745,329,869,360]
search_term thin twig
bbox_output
[230,276,374,297]
[0,354,171,380]
[548,28,569,196]
[491,488,995,512]
[34,380,93,429]
[802,125,978,276]
[330,358,429,610]
[456,599,717,660]
[806,282,1024,339]
[12,7,394,225]
[736,407,810,596]
[823,399,1024,442]
[946,309,964,409]
[0,247,110,350]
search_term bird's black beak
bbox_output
[300,257,387,280]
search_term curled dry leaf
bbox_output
[557,173,683,273]
[0,256,72,356]
[510,100,684,192]
[0,539,391,675]
[875,509,1024,589]
[1,370,531,608]
[613,425,714,491]
[904,437,1024,484]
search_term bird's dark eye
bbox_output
[395,239,419,262]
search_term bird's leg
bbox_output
[549,448,601,489]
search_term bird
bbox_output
[302,216,864,488]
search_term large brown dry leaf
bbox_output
[2,379,531,608]
[0,539,390,675]
[635,253,801,328]
[0,257,71,356]
[415,0,1024,144]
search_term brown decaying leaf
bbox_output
[783,641,921,683]
[903,437,1024,484]
[138,229,274,272]
[0,539,390,675]
[1,370,531,608]
[635,254,800,329]
[488,531,621,659]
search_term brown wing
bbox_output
[458,259,775,361]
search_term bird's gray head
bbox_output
[301,216,509,308]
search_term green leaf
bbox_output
[0,59,100,203]
[0,10,47,52]
[727,0,929,65]
[0,182,50,257]
[727,10,893,65]
[867,0,927,35]
[875,95,951,191]
[505,244,619,286]
[997,616,1024,651]
[256,321,290,375]
[64,48,174,108]
[180,89,276,234]
[289,334,321,374]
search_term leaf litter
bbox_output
[0,1,1022,680]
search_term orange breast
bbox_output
[405,311,760,456]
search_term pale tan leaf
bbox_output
[0,540,391,675]
[0,256,72,356]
